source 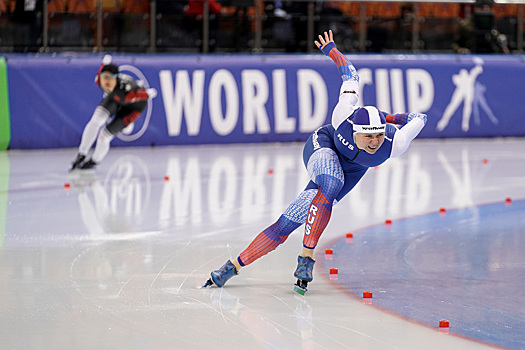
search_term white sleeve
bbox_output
[331,80,360,129]
[390,118,425,158]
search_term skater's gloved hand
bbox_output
[102,54,112,65]
[409,112,427,125]
[146,88,157,99]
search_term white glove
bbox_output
[102,54,112,65]
[146,88,157,99]
[407,112,427,124]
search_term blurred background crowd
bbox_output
[0,0,520,54]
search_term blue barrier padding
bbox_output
[6,53,525,149]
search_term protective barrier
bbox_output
[5,53,525,150]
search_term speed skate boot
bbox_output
[80,159,97,170]
[70,154,86,171]
[202,260,238,288]
[293,256,315,295]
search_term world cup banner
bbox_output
[5,54,525,149]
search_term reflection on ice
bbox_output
[4,139,525,244]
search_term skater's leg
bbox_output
[78,106,110,155]
[71,107,111,170]
[87,107,142,166]
[292,149,343,294]
[82,104,145,167]
[293,172,343,288]
[302,148,344,250]
[204,189,316,288]
[237,216,297,267]
[90,127,115,164]
[237,189,317,267]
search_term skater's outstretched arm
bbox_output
[315,30,358,84]
[316,30,360,129]
[386,112,427,158]
[385,112,427,127]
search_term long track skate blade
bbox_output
[202,279,214,288]
[294,279,308,295]
[294,285,306,295]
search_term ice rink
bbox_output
[1,138,524,349]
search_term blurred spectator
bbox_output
[398,3,414,46]
[270,1,353,53]
[184,0,225,51]
[282,1,309,52]
[186,0,223,17]
[158,0,187,14]
[12,0,42,21]
[367,19,388,52]
[10,0,43,51]
[453,0,509,54]
[156,0,189,50]
[316,2,354,52]
[228,0,253,52]
[262,1,294,51]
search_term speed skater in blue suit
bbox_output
[203,30,428,294]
